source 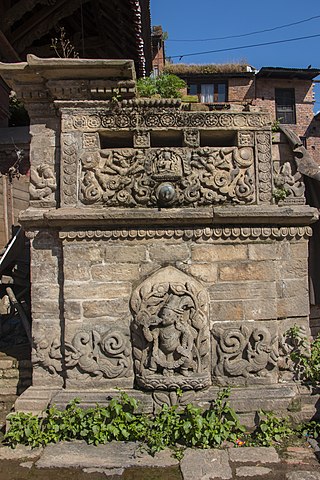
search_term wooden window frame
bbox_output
[275,88,296,125]
[187,81,228,103]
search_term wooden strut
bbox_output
[6,286,32,346]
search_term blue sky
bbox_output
[150,0,320,112]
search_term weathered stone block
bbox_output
[248,242,289,260]
[31,300,60,316]
[64,261,91,281]
[31,262,58,284]
[187,263,218,283]
[91,264,139,282]
[104,245,147,263]
[208,281,276,301]
[277,259,308,279]
[192,244,248,262]
[32,284,60,300]
[277,296,310,318]
[148,243,190,263]
[244,298,277,321]
[64,244,104,263]
[64,301,82,321]
[83,298,130,318]
[64,282,131,300]
[210,300,244,322]
[219,261,275,282]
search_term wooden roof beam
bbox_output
[0,30,21,62]
[11,0,90,53]
[1,0,57,32]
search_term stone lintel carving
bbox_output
[33,329,132,380]
[59,226,313,242]
[131,266,210,391]
[79,146,255,207]
[62,110,271,132]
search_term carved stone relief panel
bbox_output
[65,329,132,381]
[273,161,305,204]
[33,328,132,383]
[237,131,254,147]
[79,146,256,207]
[183,129,200,148]
[130,266,210,391]
[30,163,56,204]
[134,130,150,148]
[212,322,290,385]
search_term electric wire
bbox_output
[167,14,320,42]
[171,33,320,60]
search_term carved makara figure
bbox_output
[274,161,305,198]
[131,267,210,390]
[30,164,56,200]
[214,325,279,382]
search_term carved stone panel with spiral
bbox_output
[79,146,256,207]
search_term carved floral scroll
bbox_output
[80,146,255,207]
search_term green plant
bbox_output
[5,389,319,453]
[286,326,320,386]
[5,389,243,451]
[137,74,186,99]
[271,119,282,133]
[273,187,289,203]
[250,411,294,446]
[136,76,158,98]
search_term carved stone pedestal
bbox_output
[0,56,318,421]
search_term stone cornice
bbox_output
[57,226,313,242]
[19,205,319,229]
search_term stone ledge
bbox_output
[19,205,319,229]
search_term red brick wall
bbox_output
[228,77,254,103]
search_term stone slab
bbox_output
[286,472,320,480]
[228,446,280,464]
[180,448,232,480]
[236,466,272,477]
[0,445,42,460]
[35,441,178,469]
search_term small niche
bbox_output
[150,130,183,147]
[100,131,134,148]
[200,130,236,147]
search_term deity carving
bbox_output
[30,164,56,200]
[146,148,186,181]
[131,266,210,390]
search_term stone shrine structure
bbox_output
[0,56,318,418]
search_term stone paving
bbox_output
[0,441,319,479]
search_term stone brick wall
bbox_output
[31,226,309,391]
[0,349,32,396]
